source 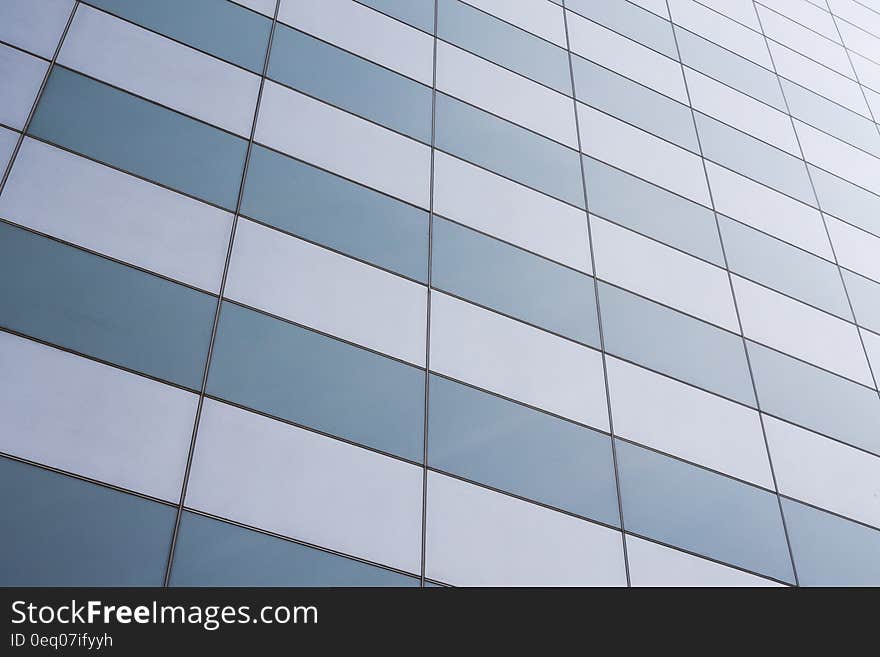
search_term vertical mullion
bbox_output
[161,0,283,587]
[667,0,802,585]
[419,0,441,589]
[560,0,632,587]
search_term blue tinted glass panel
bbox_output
[566,0,677,59]
[0,223,215,390]
[241,145,429,282]
[599,282,756,406]
[431,217,599,345]
[437,0,571,94]
[748,340,880,455]
[782,78,880,160]
[617,441,795,583]
[207,302,426,461]
[674,26,786,111]
[583,155,723,265]
[719,216,853,321]
[573,55,698,153]
[86,0,271,72]
[434,92,584,207]
[0,457,175,586]
[695,112,815,207]
[357,0,435,32]
[171,512,418,586]
[782,498,880,586]
[428,375,619,524]
[29,67,247,209]
[268,24,432,143]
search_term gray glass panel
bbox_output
[809,164,880,236]
[268,24,432,143]
[0,223,215,390]
[357,0,435,33]
[566,0,677,59]
[782,498,880,586]
[207,302,425,461]
[86,0,271,72]
[844,269,880,334]
[0,457,174,586]
[171,511,418,586]
[599,282,756,406]
[427,375,619,523]
[241,145,428,282]
[617,441,795,583]
[719,216,853,320]
[674,26,786,111]
[748,340,880,455]
[781,79,880,159]
[572,55,698,153]
[582,155,723,265]
[435,92,584,207]
[437,0,571,94]
[695,112,815,207]
[431,217,599,345]
[29,67,247,209]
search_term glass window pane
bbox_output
[437,0,571,94]
[428,375,619,523]
[206,302,425,461]
[171,511,418,586]
[617,441,795,583]
[434,92,584,208]
[425,471,626,585]
[0,0,74,58]
[695,111,815,207]
[783,497,880,586]
[431,216,599,345]
[0,457,174,586]
[0,223,216,390]
[255,80,431,209]
[719,215,853,321]
[0,331,197,503]
[599,282,756,406]
[748,339,880,455]
[582,155,724,265]
[187,399,423,573]
[566,0,677,59]
[674,25,786,110]
[241,145,428,282]
[782,78,880,159]
[572,54,698,153]
[429,292,609,430]
[268,24,432,142]
[29,67,248,209]
[86,0,271,72]
[357,0,434,33]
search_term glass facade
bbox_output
[1,0,880,587]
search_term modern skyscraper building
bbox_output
[1,0,880,587]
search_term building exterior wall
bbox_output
[1,0,880,586]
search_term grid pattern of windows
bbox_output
[2,0,880,587]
